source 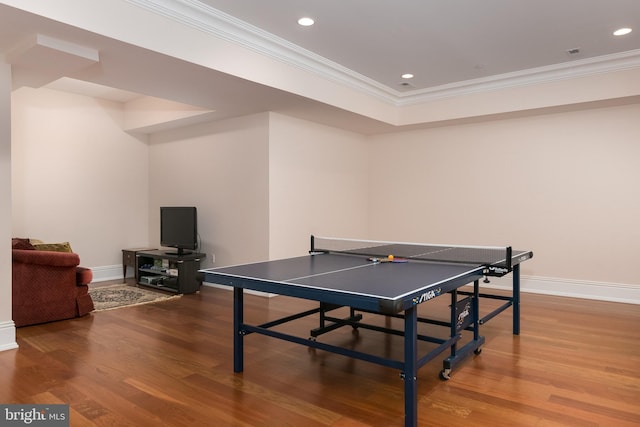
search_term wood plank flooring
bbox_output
[1,282,639,426]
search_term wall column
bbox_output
[0,58,18,351]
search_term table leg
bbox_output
[233,287,244,373]
[403,306,418,427]
[474,279,480,341]
[449,289,458,358]
[513,264,521,335]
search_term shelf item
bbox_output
[122,247,156,281]
[135,250,205,294]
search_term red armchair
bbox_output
[12,247,94,327]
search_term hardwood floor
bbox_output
[1,282,639,426]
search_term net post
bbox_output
[310,235,315,253]
[506,246,512,271]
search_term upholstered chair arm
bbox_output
[76,267,93,286]
[12,249,80,267]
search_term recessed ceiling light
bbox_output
[298,17,315,26]
[401,73,414,79]
[613,27,632,36]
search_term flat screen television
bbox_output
[160,206,198,256]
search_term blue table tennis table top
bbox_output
[201,248,532,313]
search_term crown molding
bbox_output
[397,49,640,106]
[126,0,396,104]
[128,0,640,107]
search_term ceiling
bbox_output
[1,0,639,133]
[198,0,640,92]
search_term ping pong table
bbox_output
[201,236,533,427]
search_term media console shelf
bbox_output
[136,250,205,294]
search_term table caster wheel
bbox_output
[439,369,451,381]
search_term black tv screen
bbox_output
[160,206,197,255]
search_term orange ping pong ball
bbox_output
[388,255,394,261]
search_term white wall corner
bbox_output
[0,321,18,352]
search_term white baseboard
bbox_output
[205,276,640,304]
[483,275,640,305]
[90,264,128,283]
[0,321,18,352]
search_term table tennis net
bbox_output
[311,236,512,269]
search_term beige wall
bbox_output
[369,103,640,286]
[6,86,640,310]
[9,87,273,276]
[147,112,371,266]
[148,113,271,268]
[11,87,150,270]
[268,113,369,259]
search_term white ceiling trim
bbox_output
[126,0,397,104]
[129,0,640,107]
[397,49,640,106]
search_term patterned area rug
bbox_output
[89,284,181,312]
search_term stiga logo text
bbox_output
[1,404,69,426]
[412,288,442,305]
